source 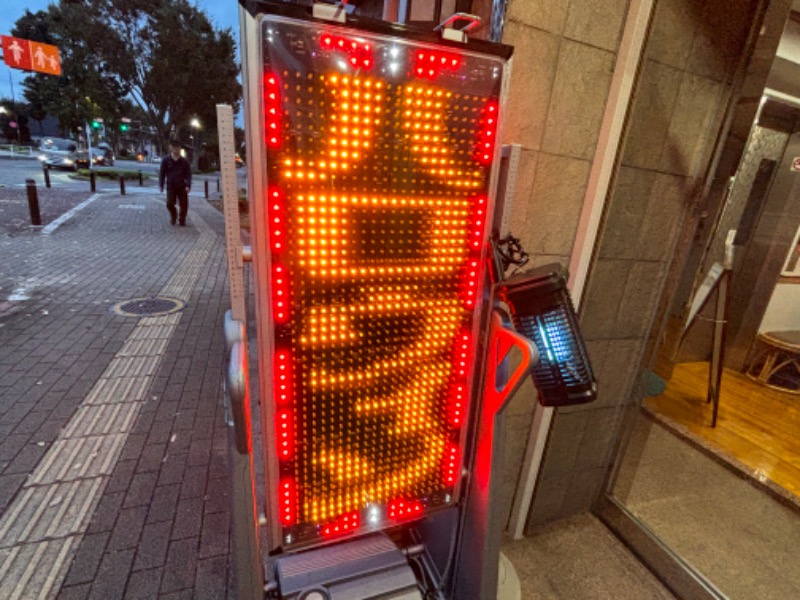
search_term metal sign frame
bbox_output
[239,0,514,563]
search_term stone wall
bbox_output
[491,0,629,524]
[493,0,763,529]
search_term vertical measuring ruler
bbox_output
[217,104,247,322]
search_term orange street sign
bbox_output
[29,41,61,75]
[2,35,32,71]
[1,35,61,76]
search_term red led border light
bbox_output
[388,498,424,522]
[273,350,294,461]
[264,71,282,148]
[443,443,461,486]
[413,50,462,80]
[320,34,373,69]
[474,100,498,165]
[446,328,472,428]
[273,348,292,405]
[279,478,296,526]
[266,185,286,254]
[321,511,360,538]
[275,409,293,460]
[272,264,290,324]
[459,194,487,310]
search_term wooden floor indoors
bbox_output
[644,361,800,500]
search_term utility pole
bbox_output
[8,68,20,143]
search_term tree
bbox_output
[12,0,241,152]
[14,7,130,139]
[89,0,241,152]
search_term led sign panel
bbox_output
[259,13,507,548]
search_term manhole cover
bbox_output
[113,296,185,317]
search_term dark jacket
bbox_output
[159,154,192,190]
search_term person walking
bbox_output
[159,140,192,226]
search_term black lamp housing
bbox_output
[498,263,597,407]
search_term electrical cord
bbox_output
[495,233,529,274]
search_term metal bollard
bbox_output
[42,164,51,189]
[119,175,126,195]
[138,170,143,186]
[90,170,96,193]
[204,180,209,199]
[26,179,42,226]
[216,178,220,192]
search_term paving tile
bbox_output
[149,419,175,443]
[137,443,167,474]
[194,555,228,600]
[124,567,163,599]
[63,532,111,586]
[124,472,158,508]
[105,459,138,494]
[88,548,135,600]
[160,538,199,594]
[0,431,28,455]
[158,452,187,486]
[203,477,229,515]
[172,496,204,540]
[133,521,172,571]
[147,484,181,525]
[0,473,26,513]
[159,590,194,600]
[186,440,210,467]
[199,511,230,559]
[119,433,147,462]
[58,583,92,600]
[180,465,208,499]
[3,442,47,474]
[107,506,148,551]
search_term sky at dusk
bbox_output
[0,0,242,103]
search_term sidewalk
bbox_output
[0,190,233,598]
[0,184,677,600]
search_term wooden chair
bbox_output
[746,331,800,394]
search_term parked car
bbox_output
[96,143,115,166]
[38,137,78,171]
[74,147,115,169]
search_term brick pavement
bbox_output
[0,189,234,598]
[0,187,98,236]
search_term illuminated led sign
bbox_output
[258,13,508,548]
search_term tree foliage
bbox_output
[13,0,241,152]
[14,6,131,137]
[90,0,241,150]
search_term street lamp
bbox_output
[189,117,201,146]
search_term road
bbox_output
[0,156,242,238]
[0,156,200,193]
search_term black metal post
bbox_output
[26,179,42,226]
[216,178,220,193]
[204,180,209,199]
[138,170,143,186]
[42,164,51,189]
[90,171,96,193]
[119,175,126,195]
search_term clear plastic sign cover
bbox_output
[259,13,507,548]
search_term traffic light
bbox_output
[91,120,102,129]
[120,123,129,132]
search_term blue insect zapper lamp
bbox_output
[498,264,597,407]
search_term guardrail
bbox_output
[0,144,37,157]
